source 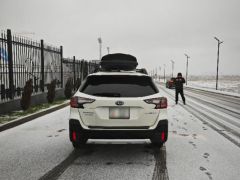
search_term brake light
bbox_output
[70,96,95,108]
[144,97,168,109]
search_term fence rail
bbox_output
[63,57,97,90]
[0,29,98,103]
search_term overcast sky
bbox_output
[1,0,240,76]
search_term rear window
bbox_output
[80,75,158,97]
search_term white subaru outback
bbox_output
[69,70,168,148]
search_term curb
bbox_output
[0,102,69,132]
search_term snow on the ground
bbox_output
[186,84,240,97]
[155,78,240,97]
[1,83,240,180]
[187,80,240,95]
[160,87,240,180]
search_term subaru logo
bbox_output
[115,101,124,106]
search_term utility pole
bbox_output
[98,37,102,60]
[163,64,166,82]
[214,37,223,90]
[170,60,174,78]
[184,54,190,86]
[159,66,161,81]
[107,47,110,54]
[155,67,157,79]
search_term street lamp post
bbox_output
[163,64,166,82]
[184,54,190,86]
[98,37,102,60]
[214,37,223,90]
[170,60,174,78]
[159,66,161,81]
[155,67,157,79]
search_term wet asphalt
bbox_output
[1,87,240,180]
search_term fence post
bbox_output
[60,46,63,88]
[40,40,44,92]
[73,56,76,89]
[7,29,14,99]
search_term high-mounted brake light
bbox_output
[144,97,168,109]
[70,96,95,108]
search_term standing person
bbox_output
[175,72,186,105]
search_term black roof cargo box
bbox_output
[100,53,138,71]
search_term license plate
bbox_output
[109,107,130,119]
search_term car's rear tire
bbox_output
[150,129,167,148]
[72,138,88,148]
[69,120,88,148]
[150,138,163,148]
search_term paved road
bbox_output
[160,84,240,144]
[184,87,240,119]
[1,85,240,180]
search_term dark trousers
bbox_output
[175,89,185,103]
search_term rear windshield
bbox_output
[80,75,158,97]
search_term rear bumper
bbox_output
[69,119,168,140]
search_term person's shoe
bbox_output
[183,101,186,105]
[176,101,178,104]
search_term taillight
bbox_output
[70,97,78,108]
[144,97,168,109]
[70,96,95,108]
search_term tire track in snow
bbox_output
[159,86,240,148]
[152,145,169,180]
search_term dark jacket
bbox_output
[174,77,185,90]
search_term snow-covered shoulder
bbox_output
[185,85,240,98]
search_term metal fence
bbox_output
[0,29,97,102]
[63,57,97,90]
